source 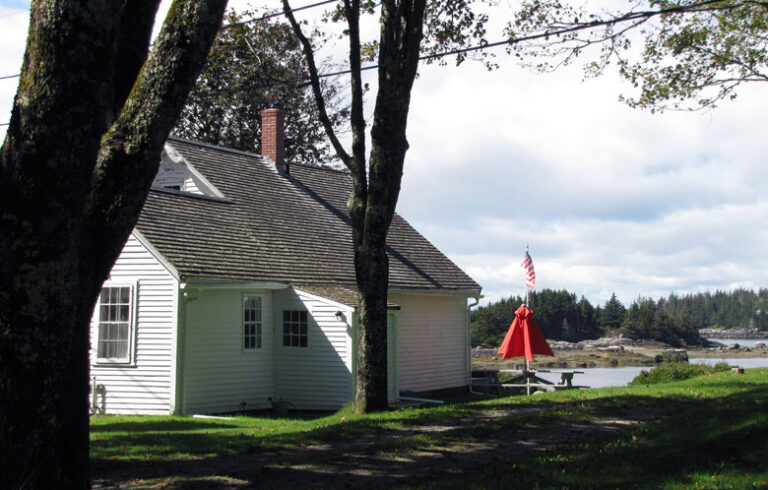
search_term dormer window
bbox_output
[152,143,225,199]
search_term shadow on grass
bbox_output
[425,385,768,489]
[90,393,696,488]
[91,373,768,488]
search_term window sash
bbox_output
[282,310,308,347]
[96,286,133,363]
[243,295,262,350]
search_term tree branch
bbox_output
[368,0,427,228]
[282,0,355,170]
[345,0,368,174]
[82,0,227,284]
[110,0,163,124]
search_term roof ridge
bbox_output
[289,161,351,176]
[167,135,267,161]
[167,136,351,176]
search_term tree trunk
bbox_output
[283,0,427,413]
[352,0,427,412]
[0,1,226,487]
[354,245,391,412]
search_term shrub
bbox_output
[630,362,732,386]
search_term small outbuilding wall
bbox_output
[390,292,469,393]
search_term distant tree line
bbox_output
[471,288,768,348]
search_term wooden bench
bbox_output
[473,369,588,395]
[553,370,584,388]
[499,369,587,393]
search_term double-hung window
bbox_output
[282,310,308,347]
[96,286,134,363]
[243,295,262,350]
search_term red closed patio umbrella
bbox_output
[496,304,555,395]
[497,305,554,362]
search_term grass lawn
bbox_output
[91,368,768,488]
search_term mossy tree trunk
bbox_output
[0,1,226,488]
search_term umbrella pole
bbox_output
[525,358,531,396]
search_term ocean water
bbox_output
[706,338,767,348]
[532,356,768,389]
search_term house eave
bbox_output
[179,277,290,290]
[388,286,483,298]
[132,229,180,281]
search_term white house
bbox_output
[89,109,482,415]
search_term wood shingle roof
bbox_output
[135,138,481,294]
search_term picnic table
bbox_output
[472,368,588,395]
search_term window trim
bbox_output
[242,294,263,351]
[95,282,137,366]
[282,309,308,348]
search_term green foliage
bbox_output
[174,10,348,165]
[620,1,768,111]
[599,293,626,333]
[471,289,602,347]
[630,361,732,386]
[472,287,768,347]
[507,0,768,112]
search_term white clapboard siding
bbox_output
[387,311,399,404]
[390,292,469,392]
[182,288,275,414]
[89,233,178,415]
[273,289,354,410]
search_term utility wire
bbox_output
[224,0,339,29]
[0,0,340,82]
[0,37,514,85]
[0,8,28,20]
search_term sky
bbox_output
[1,1,767,307]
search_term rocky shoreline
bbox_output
[471,336,768,370]
[699,328,768,339]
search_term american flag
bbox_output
[521,250,535,289]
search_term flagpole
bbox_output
[523,243,531,396]
[524,243,530,394]
[524,243,530,308]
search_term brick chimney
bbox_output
[261,108,286,174]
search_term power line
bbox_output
[0,8,28,20]
[224,0,339,29]
[0,1,340,81]
[0,39,512,92]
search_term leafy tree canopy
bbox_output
[507,0,768,111]
[174,10,348,165]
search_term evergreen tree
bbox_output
[600,293,626,333]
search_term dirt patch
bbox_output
[92,403,681,489]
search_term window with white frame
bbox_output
[96,286,134,363]
[243,295,262,350]
[282,310,308,347]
